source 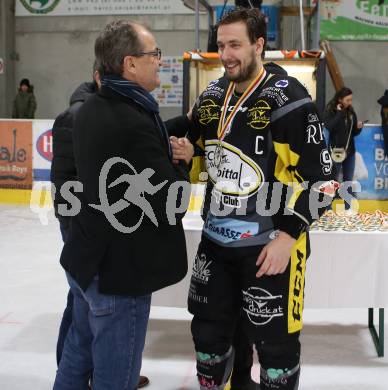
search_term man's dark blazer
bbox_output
[60,86,190,296]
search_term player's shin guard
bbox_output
[196,346,234,389]
[260,364,300,390]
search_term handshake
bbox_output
[170,136,194,165]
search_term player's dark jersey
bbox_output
[190,69,334,247]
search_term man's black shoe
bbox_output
[138,375,150,388]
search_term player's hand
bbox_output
[256,231,296,278]
[170,136,194,165]
[357,121,363,129]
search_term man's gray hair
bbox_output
[95,20,146,76]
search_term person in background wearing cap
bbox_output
[12,78,37,119]
[377,90,388,157]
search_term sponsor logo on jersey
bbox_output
[240,231,253,239]
[221,105,249,113]
[306,122,324,144]
[242,287,284,326]
[275,79,289,88]
[198,99,220,125]
[208,79,219,87]
[247,100,271,130]
[204,216,259,244]
[288,238,307,333]
[308,113,319,123]
[205,141,265,198]
[222,194,241,207]
[259,87,289,106]
[192,253,212,284]
[189,284,208,304]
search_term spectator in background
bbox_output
[377,90,388,157]
[12,78,37,118]
[324,87,364,211]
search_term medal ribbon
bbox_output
[217,67,267,141]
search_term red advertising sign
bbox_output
[0,121,33,189]
[36,129,53,161]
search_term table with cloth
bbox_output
[152,211,388,356]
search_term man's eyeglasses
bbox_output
[132,48,162,61]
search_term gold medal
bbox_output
[214,142,223,169]
[217,67,266,142]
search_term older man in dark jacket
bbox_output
[52,77,151,389]
[53,20,192,390]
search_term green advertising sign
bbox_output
[19,0,60,15]
[320,0,388,40]
[16,0,192,16]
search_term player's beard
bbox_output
[224,50,259,84]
